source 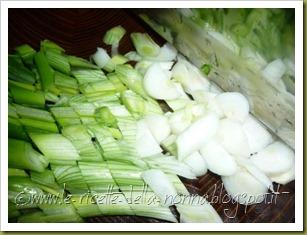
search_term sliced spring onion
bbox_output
[131,33,160,57]
[92,47,111,68]
[103,25,126,56]
[34,51,55,91]
[10,85,45,108]
[45,50,70,74]
[9,138,49,172]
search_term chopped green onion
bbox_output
[130,33,160,57]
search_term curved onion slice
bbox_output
[172,60,210,94]
[237,157,274,192]
[136,120,162,157]
[183,152,208,177]
[168,109,193,135]
[147,43,178,61]
[92,47,111,68]
[176,113,219,160]
[215,92,249,122]
[217,119,250,157]
[141,169,177,206]
[222,168,268,205]
[250,141,294,175]
[143,114,171,143]
[200,140,237,176]
[176,195,222,223]
[143,63,181,100]
[269,165,295,185]
[242,115,273,153]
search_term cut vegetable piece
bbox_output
[9,138,49,172]
[95,106,117,127]
[30,133,80,161]
[183,152,208,177]
[176,195,222,223]
[135,60,174,75]
[34,51,54,91]
[15,44,36,65]
[10,86,45,108]
[144,63,181,100]
[121,90,145,118]
[142,169,177,206]
[161,134,177,156]
[45,50,70,74]
[143,114,171,142]
[145,155,196,179]
[30,169,59,190]
[217,119,250,157]
[144,43,177,61]
[125,51,142,61]
[9,55,36,83]
[92,47,111,68]
[176,113,219,160]
[236,157,274,192]
[136,120,162,157]
[200,140,237,176]
[168,108,192,134]
[131,32,160,57]
[71,69,106,85]
[172,60,210,94]
[222,168,268,205]
[215,92,249,122]
[14,104,54,122]
[250,141,294,175]
[269,165,294,185]
[67,55,99,69]
[242,115,273,153]
[19,118,58,133]
[41,40,65,53]
[9,168,28,178]
[115,64,147,97]
[103,25,126,55]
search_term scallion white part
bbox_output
[183,152,208,177]
[200,139,237,176]
[216,119,250,157]
[250,141,294,175]
[242,115,274,153]
[142,169,177,206]
[176,113,219,160]
[136,119,162,158]
[143,63,181,100]
[215,92,249,123]
[143,114,171,143]
[92,47,111,68]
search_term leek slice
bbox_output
[131,33,160,57]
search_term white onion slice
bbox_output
[250,141,294,175]
[143,114,171,143]
[242,115,273,153]
[200,140,237,176]
[168,109,192,134]
[183,152,208,177]
[172,60,210,94]
[143,63,181,100]
[141,169,177,206]
[215,92,249,123]
[92,47,111,68]
[222,168,268,205]
[136,120,162,157]
[176,195,222,223]
[149,43,178,61]
[269,165,295,185]
[176,113,219,160]
[217,119,250,157]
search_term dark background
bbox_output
[8,8,295,223]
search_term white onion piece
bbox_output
[143,114,171,143]
[222,168,268,205]
[242,115,273,153]
[269,165,295,185]
[186,103,206,121]
[191,90,217,105]
[176,196,222,223]
[135,60,174,75]
[217,119,250,157]
[141,169,177,206]
[136,120,162,157]
[176,113,219,160]
[92,47,111,68]
[168,109,192,134]
[250,141,294,175]
[172,60,210,94]
[200,140,237,176]
[148,43,178,61]
[143,63,181,100]
[207,99,224,118]
[183,152,208,177]
[215,92,249,123]
[237,157,274,192]
[262,59,286,85]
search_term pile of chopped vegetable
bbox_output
[8,25,294,223]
